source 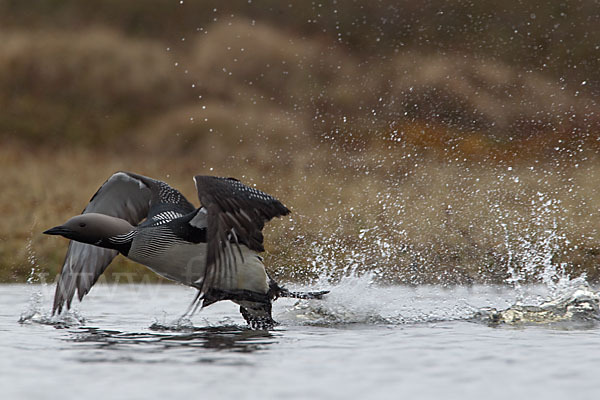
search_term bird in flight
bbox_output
[44,172,328,329]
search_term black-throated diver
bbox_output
[44,171,327,329]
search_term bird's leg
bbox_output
[239,302,276,330]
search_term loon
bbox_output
[44,172,327,329]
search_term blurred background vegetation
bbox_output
[1,0,599,285]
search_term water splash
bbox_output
[18,308,86,328]
[496,192,588,307]
[149,313,243,332]
[284,186,598,327]
[18,235,85,328]
[19,237,47,323]
[474,284,600,327]
[279,274,394,325]
[278,276,599,327]
[149,313,196,331]
[277,274,477,326]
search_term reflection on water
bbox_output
[68,325,277,354]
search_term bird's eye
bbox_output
[79,223,86,228]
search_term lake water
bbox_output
[3,278,600,400]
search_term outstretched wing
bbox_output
[191,176,290,295]
[53,171,195,314]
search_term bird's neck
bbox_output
[97,230,137,255]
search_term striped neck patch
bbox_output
[108,230,137,244]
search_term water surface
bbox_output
[3,281,600,399]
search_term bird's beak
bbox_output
[43,226,73,236]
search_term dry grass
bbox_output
[2,21,598,154]
[4,1,600,92]
[1,17,600,285]
[0,29,192,144]
[381,53,598,136]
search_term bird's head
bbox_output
[44,213,134,245]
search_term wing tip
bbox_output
[280,203,291,216]
[52,296,67,316]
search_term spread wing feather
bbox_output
[53,171,195,314]
[191,176,290,295]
